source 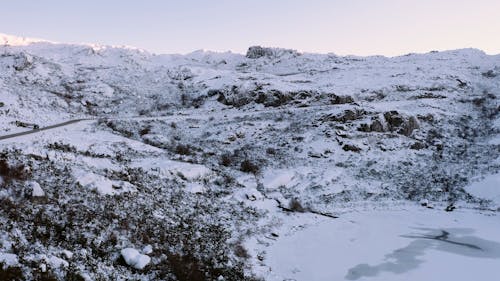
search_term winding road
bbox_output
[0,119,91,141]
[0,103,347,142]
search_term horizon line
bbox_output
[1,32,499,58]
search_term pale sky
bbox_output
[1,0,499,56]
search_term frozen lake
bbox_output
[263,209,500,281]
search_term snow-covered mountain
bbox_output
[0,33,499,281]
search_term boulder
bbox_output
[120,248,151,270]
[342,144,362,153]
[384,111,405,128]
[370,119,385,132]
[330,94,354,105]
[30,181,45,197]
[398,116,420,137]
[384,111,419,137]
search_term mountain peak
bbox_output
[0,33,53,46]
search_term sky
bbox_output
[1,0,499,56]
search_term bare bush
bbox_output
[240,160,259,174]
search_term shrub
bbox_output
[220,153,232,167]
[0,264,24,281]
[139,126,151,136]
[0,159,29,182]
[175,144,192,155]
[47,142,77,153]
[240,160,259,174]
[234,244,250,259]
[33,271,58,281]
[167,253,205,281]
[266,147,276,155]
[288,198,306,212]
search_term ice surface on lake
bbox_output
[264,209,500,281]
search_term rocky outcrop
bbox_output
[246,46,275,59]
[246,46,300,59]
[322,109,366,123]
[358,111,420,137]
[330,94,354,105]
[211,87,354,108]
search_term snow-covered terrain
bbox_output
[0,34,499,280]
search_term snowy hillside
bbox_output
[0,34,499,281]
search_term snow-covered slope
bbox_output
[0,33,53,46]
[0,34,499,280]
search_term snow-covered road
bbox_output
[0,103,346,142]
[0,119,89,141]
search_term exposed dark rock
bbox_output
[294,91,313,100]
[382,111,419,137]
[358,117,385,133]
[357,123,371,132]
[418,114,435,123]
[370,119,385,132]
[384,111,405,128]
[410,142,427,150]
[482,70,498,78]
[342,144,361,152]
[398,116,420,137]
[413,92,447,99]
[357,111,419,136]
[207,89,224,97]
[324,109,365,123]
[456,79,467,88]
[445,204,456,212]
[330,94,354,104]
[260,90,291,107]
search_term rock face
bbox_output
[211,88,352,108]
